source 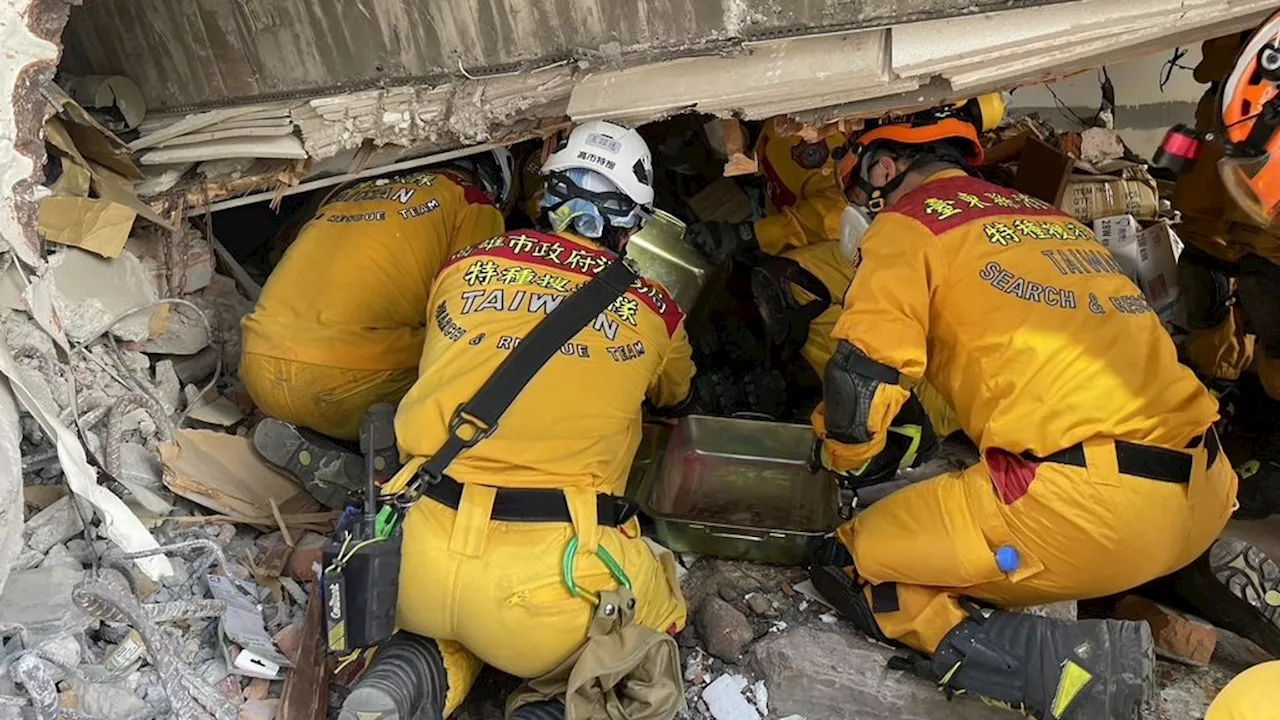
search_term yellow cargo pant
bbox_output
[1207,660,1280,720]
[839,438,1237,653]
[393,473,687,714]
[240,352,417,441]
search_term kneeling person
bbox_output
[241,152,512,507]
[340,121,695,719]
[811,99,1237,719]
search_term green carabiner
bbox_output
[561,535,632,605]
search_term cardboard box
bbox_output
[1093,214,1182,311]
[1059,167,1159,224]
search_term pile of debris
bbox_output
[983,114,1183,332]
[0,79,335,720]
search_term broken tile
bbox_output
[1114,595,1217,667]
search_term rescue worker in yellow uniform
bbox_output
[687,116,847,262]
[339,121,694,720]
[1167,30,1280,522]
[1174,32,1280,401]
[240,152,512,508]
[808,99,1240,718]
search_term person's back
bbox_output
[241,161,509,508]
[340,122,694,720]
[243,170,503,376]
[395,228,692,495]
[838,170,1219,456]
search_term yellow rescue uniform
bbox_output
[754,118,848,255]
[817,171,1237,653]
[385,229,694,712]
[1173,35,1280,397]
[1206,661,1280,720]
[782,241,961,437]
[241,171,504,440]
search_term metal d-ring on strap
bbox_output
[561,535,632,605]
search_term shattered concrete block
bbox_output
[0,567,92,640]
[10,546,43,571]
[696,597,755,663]
[23,494,86,553]
[40,543,84,572]
[153,360,181,413]
[751,626,1009,719]
[1114,595,1217,667]
[45,248,159,344]
[70,677,152,720]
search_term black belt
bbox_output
[1024,430,1220,484]
[419,473,639,527]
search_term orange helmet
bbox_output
[1219,11,1280,226]
[835,94,1004,213]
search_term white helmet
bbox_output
[448,148,515,208]
[542,120,654,207]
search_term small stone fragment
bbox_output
[285,532,326,582]
[244,678,270,702]
[745,593,775,617]
[696,597,755,663]
[72,678,152,720]
[752,679,769,717]
[273,622,303,663]
[40,544,82,572]
[23,495,86,554]
[240,698,280,720]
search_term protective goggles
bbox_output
[544,171,642,218]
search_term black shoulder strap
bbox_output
[417,258,639,484]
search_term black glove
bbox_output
[687,221,758,264]
[814,392,939,489]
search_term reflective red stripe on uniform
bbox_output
[443,229,687,337]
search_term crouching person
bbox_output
[339,121,695,719]
[240,152,512,507]
[809,99,1238,719]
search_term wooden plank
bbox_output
[280,583,330,720]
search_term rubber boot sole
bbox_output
[252,418,363,510]
[1173,537,1280,657]
[338,686,408,720]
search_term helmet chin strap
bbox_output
[852,157,917,216]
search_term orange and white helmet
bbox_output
[835,94,1004,213]
[1218,11,1280,226]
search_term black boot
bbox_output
[340,632,448,720]
[1169,537,1280,657]
[929,610,1153,719]
[808,563,894,645]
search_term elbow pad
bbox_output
[823,340,901,445]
